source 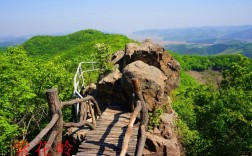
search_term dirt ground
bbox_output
[186,70,222,88]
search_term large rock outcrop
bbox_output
[123,40,180,95]
[121,60,167,111]
[96,40,182,155]
[97,40,180,112]
[97,65,127,106]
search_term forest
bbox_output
[171,53,252,155]
[0,29,251,155]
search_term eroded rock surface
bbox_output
[121,60,167,111]
[97,40,180,111]
[94,40,182,155]
[123,40,180,95]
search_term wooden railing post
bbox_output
[120,101,141,156]
[46,88,63,156]
[132,78,149,156]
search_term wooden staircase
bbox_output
[75,106,139,156]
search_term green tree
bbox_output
[173,54,252,155]
[94,43,113,73]
[0,30,136,155]
[0,47,38,154]
[0,47,73,155]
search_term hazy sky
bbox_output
[1,0,252,36]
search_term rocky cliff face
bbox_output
[97,40,180,111]
[97,40,181,155]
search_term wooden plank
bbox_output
[85,137,138,141]
[78,144,136,152]
[76,106,139,156]
[76,150,127,155]
[120,101,141,156]
[82,140,137,145]
[76,152,117,156]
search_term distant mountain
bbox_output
[132,25,252,44]
[0,36,30,47]
[0,32,71,47]
[222,28,252,42]
[165,41,252,58]
[132,25,252,57]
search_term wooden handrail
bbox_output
[132,78,149,156]
[120,101,141,156]
[19,113,60,154]
[120,78,149,156]
[38,130,58,156]
[88,100,97,127]
[63,120,96,130]
[18,88,101,155]
[61,97,90,106]
[63,99,97,130]
[61,95,101,116]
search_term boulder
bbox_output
[96,41,180,112]
[97,65,128,107]
[81,83,96,97]
[111,50,125,66]
[159,112,177,139]
[121,60,167,111]
[146,132,181,156]
[123,40,180,95]
[66,127,89,142]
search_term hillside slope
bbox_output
[22,29,135,59]
[0,30,137,155]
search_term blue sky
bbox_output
[1,0,252,36]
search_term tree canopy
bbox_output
[0,30,134,155]
[172,54,252,155]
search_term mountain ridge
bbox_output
[132,25,252,43]
[22,29,134,58]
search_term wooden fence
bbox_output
[19,89,101,156]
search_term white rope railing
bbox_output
[73,62,99,121]
[73,62,99,98]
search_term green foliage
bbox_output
[0,47,74,155]
[22,29,134,59]
[21,29,134,85]
[176,119,211,154]
[83,71,100,86]
[0,30,135,155]
[170,51,244,71]
[221,54,252,89]
[0,47,36,154]
[0,47,7,52]
[148,107,164,130]
[173,54,252,155]
[94,43,113,73]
